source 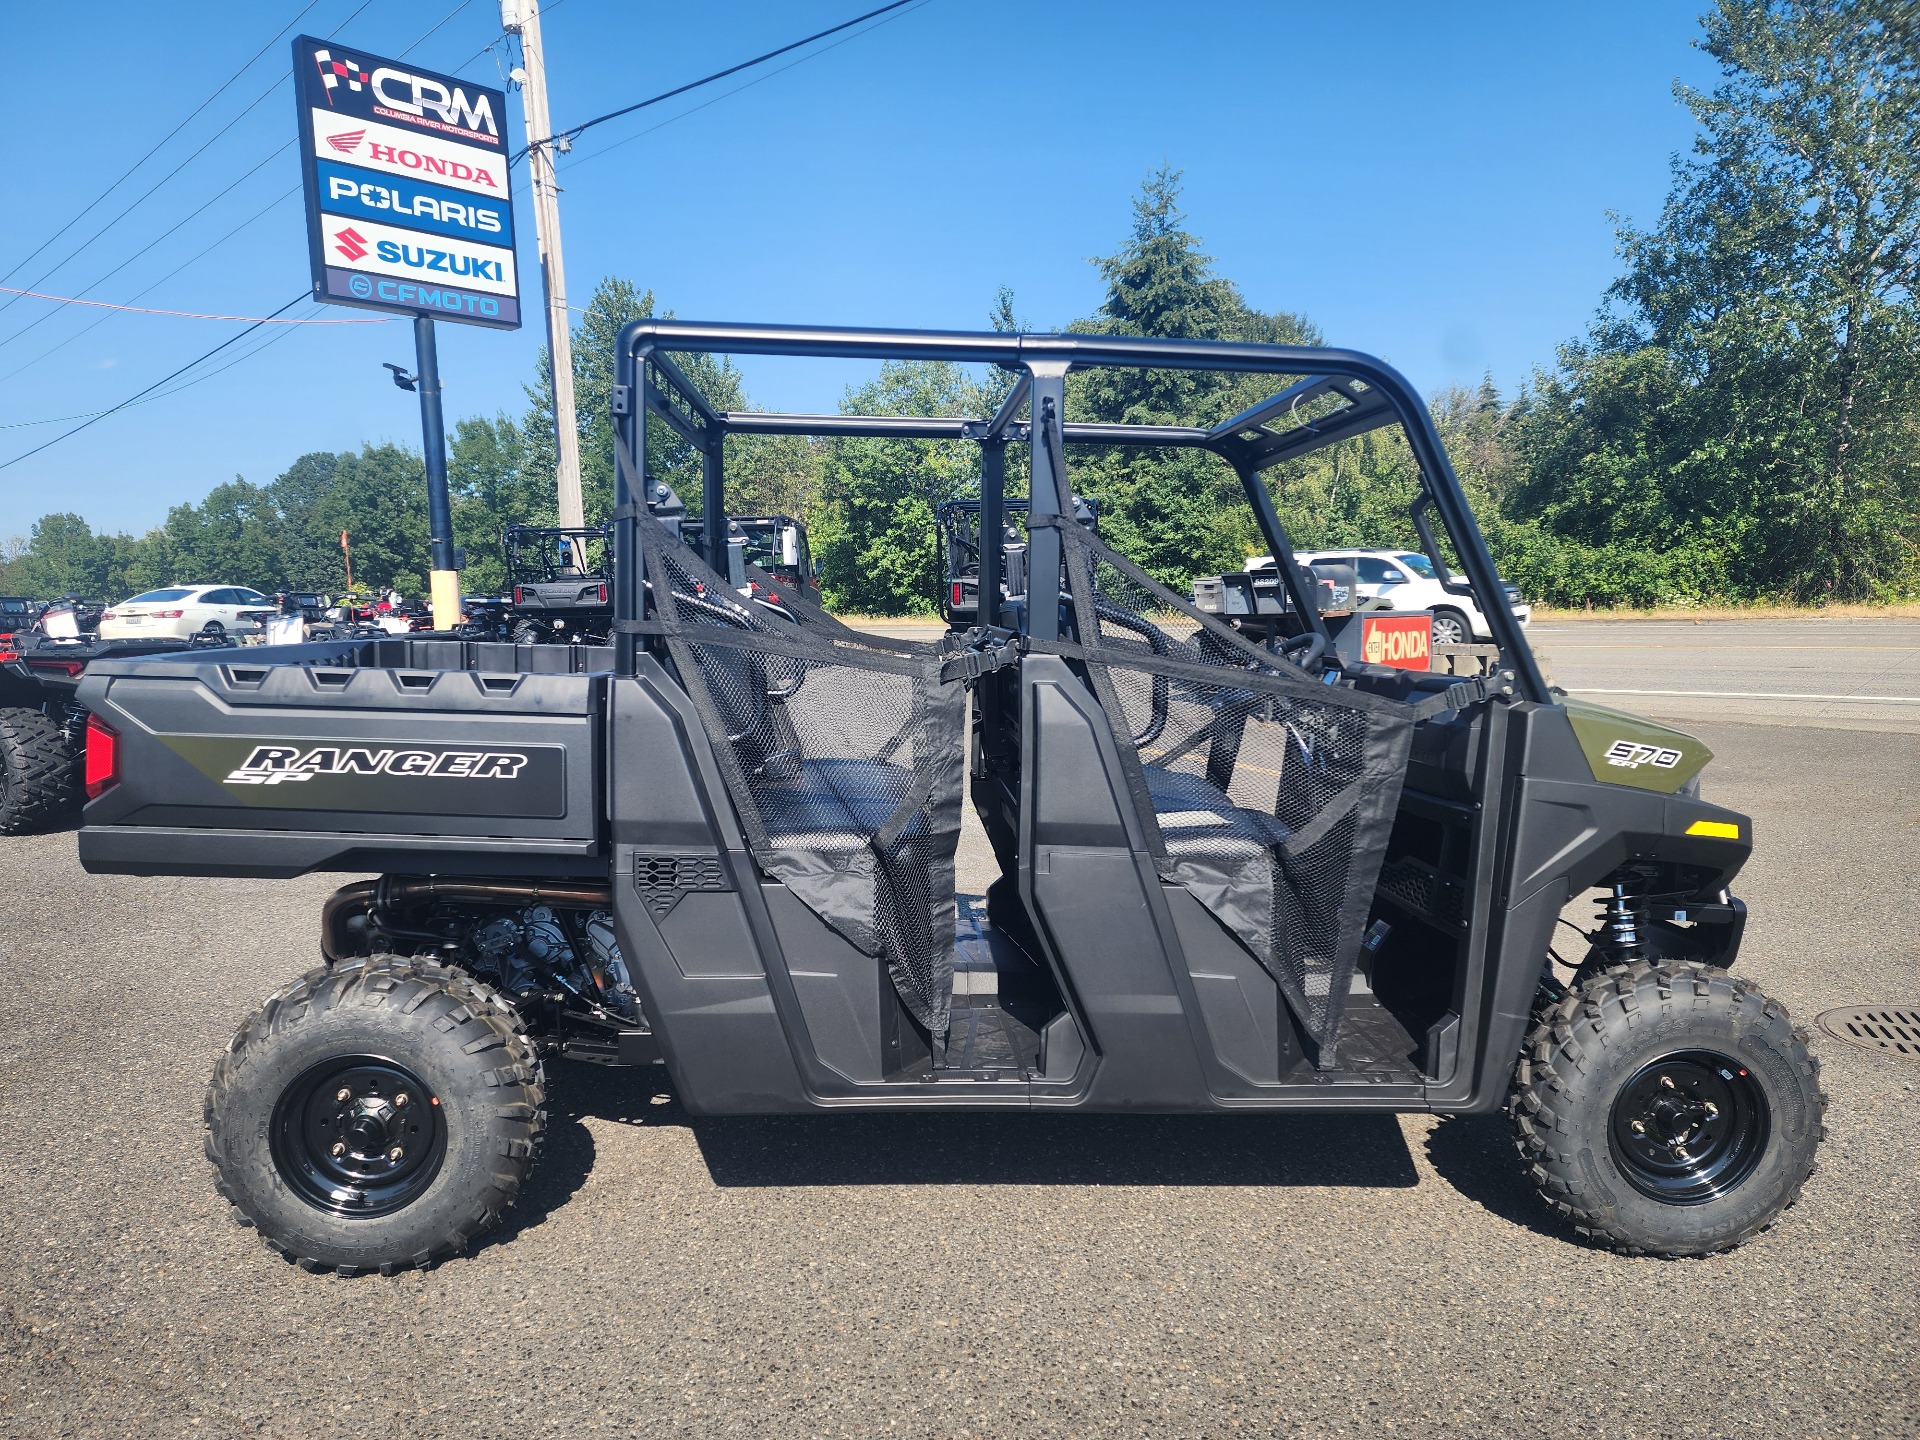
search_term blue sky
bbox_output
[0,0,1718,540]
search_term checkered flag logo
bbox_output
[312,48,370,103]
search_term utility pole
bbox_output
[501,0,584,531]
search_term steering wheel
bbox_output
[1274,631,1326,670]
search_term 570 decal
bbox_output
[225,744,531,786]
[1602,738,1684,770]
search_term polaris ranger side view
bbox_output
[76,324,1823,1274]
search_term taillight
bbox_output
[598,583,608,604]
[100,612,117,621]
[513,586,524,605]
[153,609,184,619]
[84,714,119,800]
[951,582,964,606]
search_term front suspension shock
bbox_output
[1595,874,1648,968]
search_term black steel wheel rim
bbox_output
[270,1056,447,1218]
[1607,1049,1769,1205]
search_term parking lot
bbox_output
[2,618,1916,1438]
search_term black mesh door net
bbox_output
[1050,518,1415,1066]
[631,513,967,1037]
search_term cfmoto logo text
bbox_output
[224,744,531,785]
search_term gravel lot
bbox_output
[2,626,1917,1438]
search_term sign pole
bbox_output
[412,315,460,630]
[501,0,586,532]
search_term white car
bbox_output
[98,585,274,642]
[1290,549,1530,644]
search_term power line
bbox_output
[0,0,325,291]
[0,4,499,460]
[0,0,380,323]
[561,0,935,175]
[511,0,922,164]
[0,185,304,386]
[0,143,296,352]
[0,3,487,374]
[0,285,390,325]
[0,295,309,471]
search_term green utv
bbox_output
[75,325,1823,1274]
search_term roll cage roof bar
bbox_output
[611,321,1546,701]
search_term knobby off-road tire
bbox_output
[1510,960,1825,1257]
[0,705,80,835]
[204,955,546,1276]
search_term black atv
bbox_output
[937,495,1096,626]
[0,627,194,833]
[502,525,613,644]
[682,514,817,597]
[76,322,1822,1274]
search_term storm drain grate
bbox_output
[1815,1006,1920,1061]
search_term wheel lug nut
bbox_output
[387,1146,404,1162]
[1658,1075,1675,1090]
[1630,1120,1646,1134]
[1704,1101,1719,1117]
[394,1092,409,1108]
[335,1086,353,1103]
[330,1142,346,1157]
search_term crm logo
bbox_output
[325,129,365,154]
[333,227,369,262]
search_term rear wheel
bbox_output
[1510,961,1824,1256]
[204,955,546,1275]
[1429,607,1471,645]
[510,617,545,645]
[0,705,80,834]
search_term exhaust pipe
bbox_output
[321,876,616,961]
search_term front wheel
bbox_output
[1509,961,1824,1256]
[204,955,546,1275]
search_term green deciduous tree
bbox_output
[1514,0,1920,602]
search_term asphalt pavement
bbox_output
[2,619,1917,1438]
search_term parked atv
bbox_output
[0,625,193,833]
[682,514,818,596]
[503,524,613,643]
[76,323,1822,1274]
[937,495,1096,626]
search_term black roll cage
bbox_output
[611,322,1546,701]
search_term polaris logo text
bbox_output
[1602,739,1683,770]
[325,175,503,233]
[225,744,531,785]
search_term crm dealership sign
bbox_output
[294,36,520,329]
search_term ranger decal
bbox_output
[225,744,531,786]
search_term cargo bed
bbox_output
[78,637,614,879]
